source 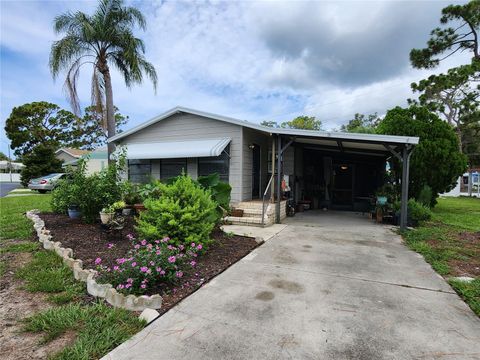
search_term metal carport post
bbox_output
[384,143,413,232]
[399,145,413,232]
[276,135,294,223]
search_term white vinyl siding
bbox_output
[118,113,243,202]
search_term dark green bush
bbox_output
[417,185,433,208]
[197,173,231,220]
[136,175,217,247]
[408,199,432,226]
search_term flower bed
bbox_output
[32,212,261,313]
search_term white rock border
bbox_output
[26,210,163,311]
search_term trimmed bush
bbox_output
[408,199,432,226]
[136,175,217,247]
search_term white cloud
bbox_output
[0,0,473,155]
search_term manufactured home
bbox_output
[109,107,418,230]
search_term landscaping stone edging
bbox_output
[26,210,163,311]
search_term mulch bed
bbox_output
[39,213,259,314]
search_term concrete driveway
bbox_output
[104,211,480,360]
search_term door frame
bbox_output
[251,143,261,199]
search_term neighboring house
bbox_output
[109,106,418,227]
[0,160,24,182]
[442,169,480,198]
[55,147,108,175]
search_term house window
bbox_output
[160,158,187,180]
[128,160,151,184]
[198,146,230,182]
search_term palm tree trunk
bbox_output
[103,69,116,163]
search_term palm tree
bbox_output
[50,0,157,159]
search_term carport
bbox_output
[269,130,419,231]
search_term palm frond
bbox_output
[63,57,83,115]
[49,35,86,78]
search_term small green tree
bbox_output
[81,106,129,149]
[377,106,467,205]
[0,152,9,161]
[20,145,64,186]
[340,113,379,133]
[281,116,322,130]
[5,102,86,157]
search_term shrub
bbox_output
[122,181,141,205]
[138,181,163,201]
[51,158,124,223]
[136,175,217,247]
[408,199,432,226]
[417,185,433,208]
[51,178,78,214]
[377,105,467,205]
[96,235,200,294]
[197,173,232,220]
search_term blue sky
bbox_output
[0,0,470,156]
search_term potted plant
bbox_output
[108,214,126,230]
[230,207,244,217]
[67,204,81,219]
[100,202,124,224]
[134,182,161,212]
[123,184,141,214]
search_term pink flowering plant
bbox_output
[96,235,200,294]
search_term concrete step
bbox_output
[241,208,273,216]
[224,216,264,226]
[234,201,268,209]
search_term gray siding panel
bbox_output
[151,160,160,180]
[187,158,198,179]
[117,113,243,202]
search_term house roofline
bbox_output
[108,106,419,146]
[55,148,82,158]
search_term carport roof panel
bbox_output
[272,128,419,146]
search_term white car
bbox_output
[28,173,66,193]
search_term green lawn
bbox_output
[0,194,52,241]
[432,197,480,231]
[17,249,145,359]
[403,196,480,316]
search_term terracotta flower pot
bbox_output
[133,203,146,212]
[231,209,244,217]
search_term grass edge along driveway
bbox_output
[403,197,480,316]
